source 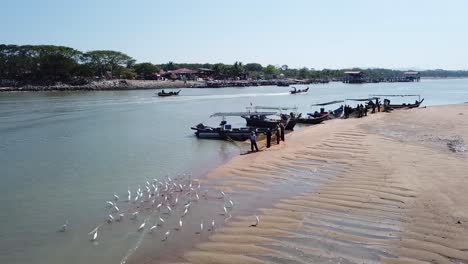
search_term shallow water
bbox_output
[0,79,468,264]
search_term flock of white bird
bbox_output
[58,174,260,244]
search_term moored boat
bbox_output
[297,113,329,124]
[386,98,424,109]
[191,122,253,141]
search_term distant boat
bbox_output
[290,87,309,94]
[157,90,181,97]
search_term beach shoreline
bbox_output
[131,104,468,264]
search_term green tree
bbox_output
[263,64,279,78]
[133,63,160,79]
[83,50,133,78]
[244,63,263,72]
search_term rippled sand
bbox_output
[160,104,468,264]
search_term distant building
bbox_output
[197,68,215,79]
[169,68,198,80]
[343,71,364,83]
[403,71,420,82]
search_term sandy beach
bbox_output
[151,104,468,264]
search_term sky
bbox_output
[2,0,468,70]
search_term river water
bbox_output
[0,79,467,264]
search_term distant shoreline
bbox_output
[1,77,467,92]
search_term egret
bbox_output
[113,194,119,201]
[91,230,98,242]
[138,221,145,231]
[175,195,178,205]
[166,205,172,214]
[182,207,188,217]
[162,230,170,241]
[130,212,139,220]
[250,215,260,227]
[184,202,191,209]
[198,220,204,234]
[156,203,162,210]
[107,214,114,223]
[113,205,119,212]
[228,199,234,208]
[195,192,199,201]
[157,217,165,226]
[210,219,215,231]
[106,201,115,207]
[175,218,182,230]
[221,206,228,216]
[117,213,124,222]
[178,184,183,192]
[58,220,68,232]
[149,225,157,233]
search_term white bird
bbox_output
[106,201,115,207]
[107,214,114,223]
[134,195,139,202]
[146,181,150,186]
[59,220,68,232]
[195,192,199,201]
[116,213,124,222]
[182,207,188,217]
[222,206,228,215]
[175,218,182,230]
[156,203,162,210]
[179,184,183,191]
[166,205,172,214]
[184,202,191,208]
[149,225,157,233]
[162,230,170,241]
[175,195,179,205]
[113,194,119,201]
[210,219,215,231]
[130,212,139,220]
[250,215,260,227]
[113,205,119,212]
[138,221,146,231]
[127,190,131,201]
[91,230,98,242]
[199,220,204,234]
[219,191,226,199]
[157,217,165,226]
[228,199,234,208]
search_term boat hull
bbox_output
[297,114,329,124]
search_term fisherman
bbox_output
[364,104,368,116]
[161,89,165,94]
[279,123,285,141]
[265,128,272,148]
[250,131,259,152]
[376,98,381,112]
[275,127,281,144]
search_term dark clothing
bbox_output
[250,132,258,152]
[276,129,280,144]
[266,130,272,148]
[251,141,258,152]
[279,124,285,141]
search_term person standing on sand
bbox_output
[279,123,285,141]
[250,131,259,152]
[265,128,272,148]
[276,127,280,144]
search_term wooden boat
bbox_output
[297,113,329,124]
[191,123,253,141]
[157,90,181,97]
[387,98,424,109]
[290,87,309,94]
[242,114,282,129]
[252,106,298,130]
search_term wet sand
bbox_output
[133,104,468,264]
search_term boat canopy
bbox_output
[311,100,344,106]
[253,106,298,111]
[369,94,421,100]
[211,111,277,117]
[369,94,420,97]
[345,97,379,102]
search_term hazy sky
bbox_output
[2,0,468,70]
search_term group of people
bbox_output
[249,123,285,152]
[343,98,383,118]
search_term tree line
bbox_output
[1,44,468,85]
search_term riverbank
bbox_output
[153,104,468,263]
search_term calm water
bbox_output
[0,79,467,264]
